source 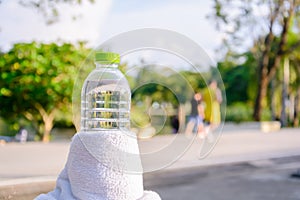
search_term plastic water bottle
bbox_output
[81,52,131,131]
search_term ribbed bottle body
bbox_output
[81,66,131,131]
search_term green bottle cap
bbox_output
[95,52,120,64]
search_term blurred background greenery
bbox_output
[0,0,299,141]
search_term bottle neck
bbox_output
[95,62,119,69]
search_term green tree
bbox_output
[0,42,89,142]
[217,52,258,105]
[287,31,300,126]
[212,0,300,121]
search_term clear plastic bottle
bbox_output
[81,52,130,131]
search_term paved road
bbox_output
[0,128,300,181]
[144,156,300,200]
[0,127,300,199]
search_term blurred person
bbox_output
[15,126,28,143]
[202,80,222,131]
[185,93,206,138]
[171,115,179,134]
[196,102,206,138]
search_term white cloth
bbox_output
[35,131,161,200]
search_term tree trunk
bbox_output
[254,72,269,121]
[34,103,56,143]
[253,0,294,121]
[280,58,289,127]
[289,93,295,123]
[270,79,277,120]
[294,88,300,127]
[43,116,54,143]
[253,11,275,121]
[178,103,186,133]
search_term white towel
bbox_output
[35,131,161,200]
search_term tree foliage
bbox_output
[212,0,300,121]
[0,42,89,141]
[219,51,259,103]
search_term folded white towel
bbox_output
[35,131,161,200]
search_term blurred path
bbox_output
[172,128,300,170]
[0,127,299,183]
[0,142,69,181]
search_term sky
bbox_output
[0,0,223,60]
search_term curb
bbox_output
[0,177,56,200]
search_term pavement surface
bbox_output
[144,156,300,200]
[0,125,299,199]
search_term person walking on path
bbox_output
[185,93,205,137]
[202,80,222,131]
